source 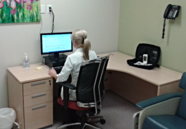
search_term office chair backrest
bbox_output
[95,56,109,102]
[177,72,186,119]
[76,56,109,110]
[76,59,101,103]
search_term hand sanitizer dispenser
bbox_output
[23,53,30,68]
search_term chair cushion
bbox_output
[57,97,92,111]
[142,115,186,129]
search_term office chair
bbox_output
[56,55,109,129]
[133,72,186,129]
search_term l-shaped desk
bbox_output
[99,52,183,104]
[7,52,183,129]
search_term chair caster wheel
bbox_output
[100,119,106,124]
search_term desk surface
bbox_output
[7,64,51,83]
[99,52,182,86]
[8,52,182,86]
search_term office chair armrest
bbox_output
[56,82,76,109]
[57,82,76,90]
[136,92,183,109]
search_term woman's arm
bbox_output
[56,56,73,82]
[48,68,57,80]
[48,56,73,82]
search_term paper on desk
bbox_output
[35,67,42,70]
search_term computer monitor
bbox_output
[40,32,73,58]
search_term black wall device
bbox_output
[162,4,181,39]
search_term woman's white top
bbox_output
[56,48,97,101]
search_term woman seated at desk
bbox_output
[48,29,97,101]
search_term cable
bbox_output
[162,18,166,39]
[38,16,43,42]
[50,7,55,33]
[38,15,43,62]
[52,10,55,33]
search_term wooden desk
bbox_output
[7,64,53,129]
[7,52,183,128]
[99,52,183,104]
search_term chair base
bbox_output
[57,122,81,129]
[57,122,101,129]
[88,115,105,124]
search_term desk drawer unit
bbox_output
[23,79,53,128]
[7,65,55,129]
[24,101,53,129]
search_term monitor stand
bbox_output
[53,53,67,60]
[54,53,59,59]
[43,53,67,69]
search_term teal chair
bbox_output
[133,72,186,129]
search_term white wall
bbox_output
[0,0,120,108]
[119,0,186,72]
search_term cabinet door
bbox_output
[23,79,53,95]
[24,101,53,129]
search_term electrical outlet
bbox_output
[47,5,52,13]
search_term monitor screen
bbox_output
[40,32,72,55]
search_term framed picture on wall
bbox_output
[0,0,41,24]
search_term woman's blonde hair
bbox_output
[71,30,91,60]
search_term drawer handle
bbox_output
[32,93,46,98]
[32,105,46,110]
[31,81,46,86]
